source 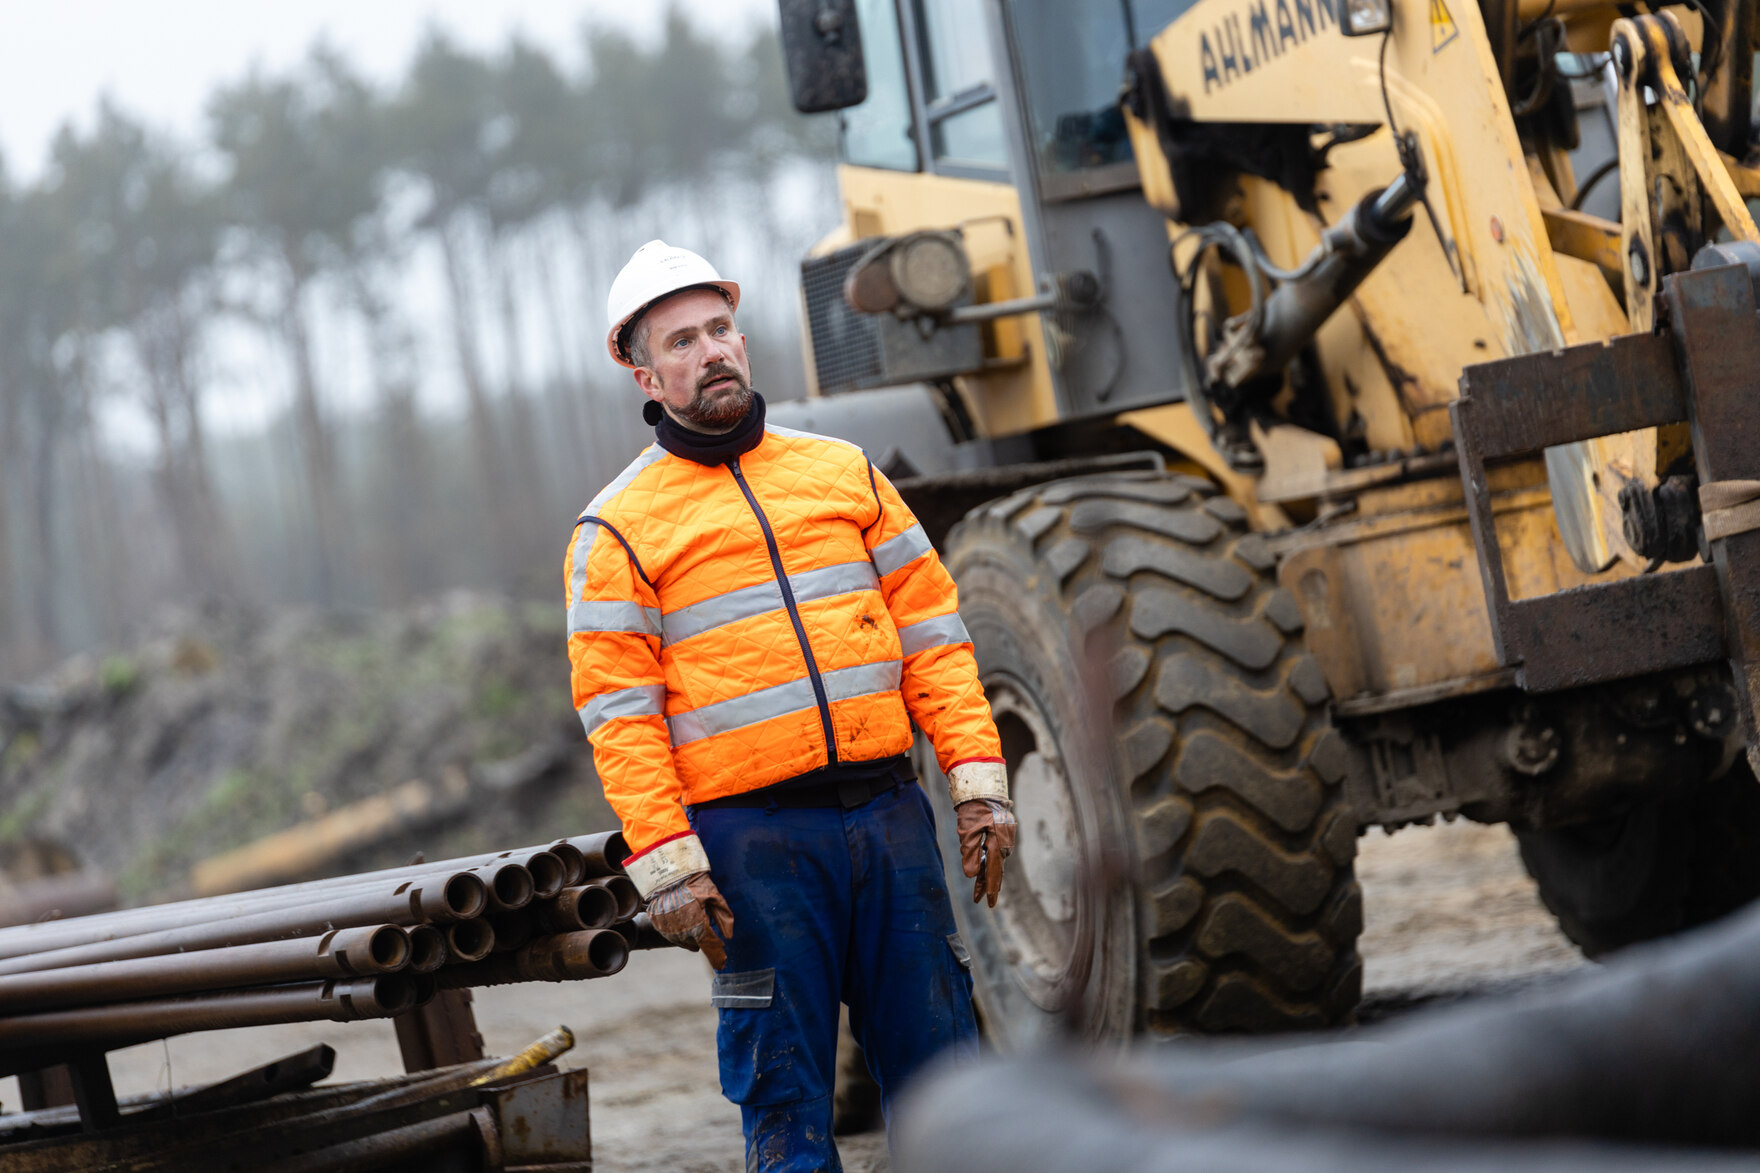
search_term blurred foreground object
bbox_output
[897,897,1760,1170]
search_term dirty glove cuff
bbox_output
[623,831,711,899]
[948,758,1009,805]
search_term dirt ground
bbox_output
[0,820,1585,1171]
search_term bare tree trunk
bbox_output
[439,217,516,588]
[495,236,549,539]
[533,220,582,395]
[279,260,339,606]
[0,386,18,680]
[68,365,126,649]
[567,205,650,485]
[138,322,201,601]
[169,294,238,600]
[29,384,63,658]
[569,204,616,389]
[349,264,431,600]
[531,221,597,509]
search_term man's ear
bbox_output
[633,367,662,400]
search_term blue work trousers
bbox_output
[691,782,978,1173]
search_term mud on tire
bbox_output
[933,470,1361,1039]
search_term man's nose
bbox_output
[702,333,733,363]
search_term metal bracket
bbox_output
[1453,328,1723,692]
[1452,262,1760,763]
[394,987,485,1073]
[68,1051,120,1132]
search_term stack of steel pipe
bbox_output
[0,830,676,1069]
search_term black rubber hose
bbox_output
[897,898,1760,1170]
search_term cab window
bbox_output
[842,0,920,171]
[1012,0,1201,180]
[913,0,1010,172]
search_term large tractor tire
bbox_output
[1516,759,1760,957]
[929,470,1362,1042]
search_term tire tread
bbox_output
[946,472,1361,1036]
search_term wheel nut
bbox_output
[1505,711,1561,777]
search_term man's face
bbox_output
[631,288,753,431]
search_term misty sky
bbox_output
[0,0,777,180]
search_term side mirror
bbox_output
[777,0,868,113]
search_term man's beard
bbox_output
[672,362,754,430]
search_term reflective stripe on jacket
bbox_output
[564,423,1001,853]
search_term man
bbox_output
[565,240,1016,1170]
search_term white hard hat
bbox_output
[605,240,741,368]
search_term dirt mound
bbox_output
[0,593,612,901]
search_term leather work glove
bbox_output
[646,872,736,969]
[956,798,1018,908]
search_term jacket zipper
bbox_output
[728,456,839,765]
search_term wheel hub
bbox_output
[985,674,1083,1009]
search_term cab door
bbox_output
[993,0,1201,417]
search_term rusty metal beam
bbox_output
[1491,569,1725,690]
[394,988,486,1074]
[253,1106,492,1173]
[1457,333,1686,458]
[67,1052,120,1133]
[1543,207,1624,280]
[169,1044,336,1116]
[1666,260,1760,771]
[1453,331,1726,690]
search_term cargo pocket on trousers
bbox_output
[713,968,803,1106]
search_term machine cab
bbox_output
[784,0,1201,427]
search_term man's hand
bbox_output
[646,872,736,968]
[956,798,1017,908]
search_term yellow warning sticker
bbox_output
[1431,0,1459,52]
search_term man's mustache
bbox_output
[696,364,745,394]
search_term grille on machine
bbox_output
[802,242,884,394]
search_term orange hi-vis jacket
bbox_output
[564,411,1004,883]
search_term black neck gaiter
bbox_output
[649,393,767,465]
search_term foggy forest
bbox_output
[0,11,837,685]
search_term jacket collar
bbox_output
[649,393,766,465]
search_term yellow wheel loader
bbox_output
[771,0,1760,1043]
